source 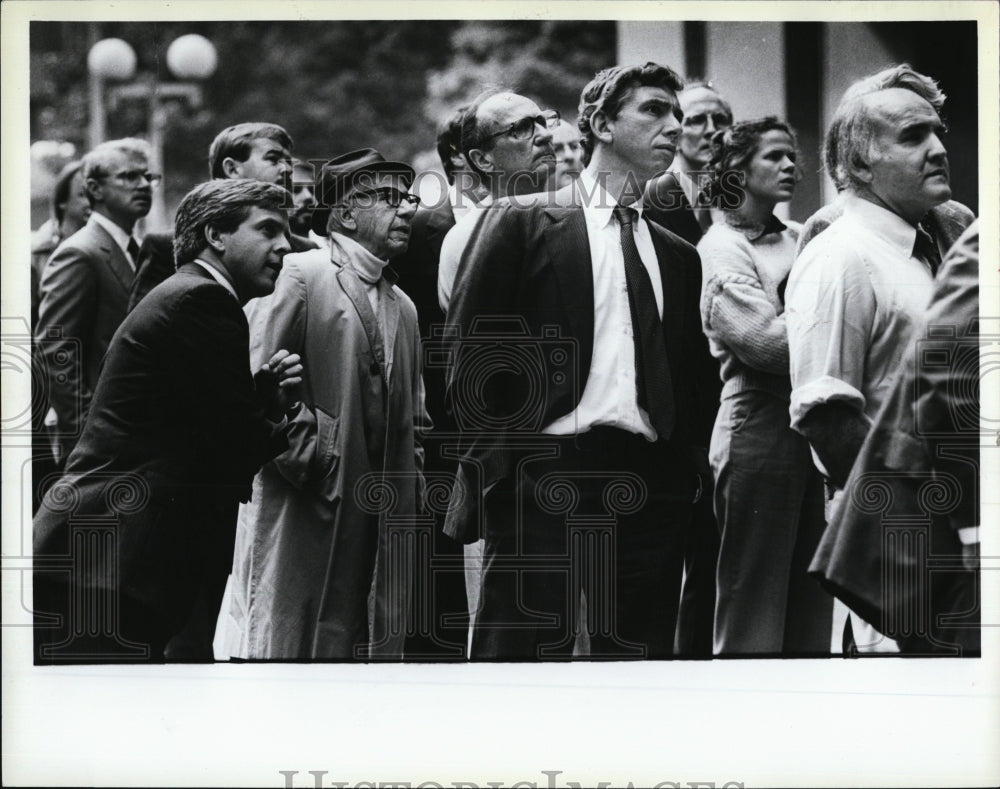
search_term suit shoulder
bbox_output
[647,218,699,259]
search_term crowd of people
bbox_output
[30,57,981,663]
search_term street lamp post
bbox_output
[87,34,218,231]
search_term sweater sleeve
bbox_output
[699,232,790,375]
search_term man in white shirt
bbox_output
[786,66,963,652]
[444,63,716,659]
[35,138,155,464]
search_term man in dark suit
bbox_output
[35,138,154,466]
[445,62,716,660]
[643,81,732,246]
[392,108,478,657]
[33,179,302,663]
[127,122,317,311]
[642,81,732,657]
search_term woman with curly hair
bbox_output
[697,117,832,655]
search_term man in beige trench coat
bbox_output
[226,149,430,659]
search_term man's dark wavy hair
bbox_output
[577,62,684,166]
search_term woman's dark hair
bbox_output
[705,116,798,202]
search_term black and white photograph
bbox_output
[2,1,998,786]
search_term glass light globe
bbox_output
[87,38,138,81]
[166,34,218,80]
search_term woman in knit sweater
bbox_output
[697,118,832,655]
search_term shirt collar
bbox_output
[192,259,239,301]
[723,213,788,241]
[89,211,136,255]
[577,169,644,229]
[842,193,918,257]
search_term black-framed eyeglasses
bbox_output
[681,111,733,132]
[348,187,421,210]
[482,109,561,143]
[106,170,163,188]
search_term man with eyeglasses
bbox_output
[436,89,558,311]
[444,63,717,660]
[224,149,432,659]
[36,138,156,466]
[644,81,733,245]
[127,122,318,312]
[640,80,732,659]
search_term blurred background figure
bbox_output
[288,158,319,238]
[31,161,91,330]
[645,80,733,246]
[35,137,153,466]
[698,118,831,656]
[30,159,91,513]
[550,117,583,189]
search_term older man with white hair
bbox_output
[785,64,974,653]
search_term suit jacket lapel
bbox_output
[90,222,136,293]
[543,203,594,347]
[646,221,686,363]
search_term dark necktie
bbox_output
[127,236,140,266]
[613,205,675,440]
[913,224,942,277]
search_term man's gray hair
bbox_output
[824,64,946,192]
[82,138,152,182]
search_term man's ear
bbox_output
[331,204,357,233]
[846,151,875,186]
[467,148,495,174]
[221,157,243,179]
[204,223,226,254]
[84,178,103,206]
[589,110,614,146]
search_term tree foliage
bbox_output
[30,20,615,215]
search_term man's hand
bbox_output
[256,349,303,421]
[797,401,871,489]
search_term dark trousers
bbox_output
[673,489,720,657]
[34,575,170,664]
[471,428,693,660]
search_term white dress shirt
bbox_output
[437,195,493,312]
[89,211,140,270]
[543,170,664,440]
[786,194,935,435]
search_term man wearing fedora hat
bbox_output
[224,149,431,660]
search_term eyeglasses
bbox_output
[483,109,561,143]
[681,112,733,132]
[349,187,421,210]
[106,170,163,188]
